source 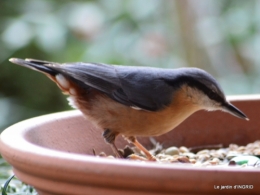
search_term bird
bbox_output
[9,58,248,161]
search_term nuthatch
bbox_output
[10,58,248,160]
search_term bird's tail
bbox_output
[9,58,58,76]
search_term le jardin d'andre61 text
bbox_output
[214,185,253,190]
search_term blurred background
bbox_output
[1,0,260,131]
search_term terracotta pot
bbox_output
[1,95,260,195]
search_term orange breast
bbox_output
[72,86,202,137]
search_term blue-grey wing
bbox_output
[52,63,174,111]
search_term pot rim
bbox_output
[1,94,260,193]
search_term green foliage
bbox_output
[1,175,37,195]
[0,156,37,195]
[1,0,259,130]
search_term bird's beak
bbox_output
[222,102,249,121]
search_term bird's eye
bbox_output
[209,90,216,97]
[208,90,221,102]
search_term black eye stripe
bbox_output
[189,81,224,103]
[164,76,225,103]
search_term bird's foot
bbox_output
[124,136,157,161]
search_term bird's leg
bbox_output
[125,136,156,161]
[103,129,122,158]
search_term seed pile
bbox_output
[97,140,260,168]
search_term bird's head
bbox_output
[167,68,248,120]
